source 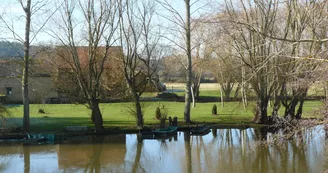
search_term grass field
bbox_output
[2,100,324,132]
[163,82,327,98]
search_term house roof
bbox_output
[53,46,123,69]
[0,46,123,77]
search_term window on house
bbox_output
[6,87,12,95]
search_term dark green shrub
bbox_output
[155,107,161,120]
[156,92,180,101]
[212,104,217,115]
[38,108,45,114]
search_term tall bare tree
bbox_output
[278,0,328,119]
[184,0,192,123]
[222,0,281,123]
[21,0,32,132]
[118,0,162,127]
[157,0,209,123]
[49,0,119,131]
[0,0,57,131]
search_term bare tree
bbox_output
[184,0,192,123]
[278,0,328,119]
[222,0,282,123]
[118,0,162,127]
[215,0,328,123]
[0,0,57,131]
[49,0,119,131]
[21,0,32,132]
[157,0,209,123]
[190,21,215,104]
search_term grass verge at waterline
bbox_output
[3,101,324,133]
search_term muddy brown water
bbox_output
[0,127,327,173]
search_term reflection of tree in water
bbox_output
[251,129,310,173]
[0,157,9,173]
[239,129,250,170]
[253,127,268,141]
[131,141,144,173]
[158,138,169,169]
[184,131,192,173]
[212,128,217,138]
[24,145,30,173]
[203,128,313,172]
[84,136,104,173]
[196,134,212,173]
[324,139,328,170]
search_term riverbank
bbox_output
[1,101,323,133]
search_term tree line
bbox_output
[0,0,327,131]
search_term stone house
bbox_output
[0,60,58,104]
[0,46,125,104]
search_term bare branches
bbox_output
[118,0,163,127]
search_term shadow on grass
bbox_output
[3,104,21,108]
[212,114,236,116]
[5,117,139,132]
[103,120,135,125]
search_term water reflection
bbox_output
[59,135,126,172]
[131,140,142,173]
[0,127,327,173]
[23,145,30,173]
[184,132,192,173]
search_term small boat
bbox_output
[27,133,55,142]
[190,126,211,135]
[0,133,55,144]
[153,126,178,137]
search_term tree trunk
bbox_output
[23,0,32,132]
[223,86,232,101]
[325,82,328,101]
[90,99,104,132]
[191,86,195,108]
[192,83,200,100]
[241,66,247,108]
[296,90,307,119]
[253,76,269,124]
[192,69,202,100]
[253,99,268,124]
[133,91,143,128]
[284,98,298,119]
[296,93,306,119]
[184,86,191,123]
[271,103,279,119]
[220,84,224,107]
[271,90,280,118]
[135,100,143,128]
[233,84,240,99]
[184,0,192,124]
[295,99,304,119]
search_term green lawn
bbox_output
[2,100,324,132]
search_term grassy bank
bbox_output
[3,100,324,133]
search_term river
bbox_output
[0,126,327,173]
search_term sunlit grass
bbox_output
[4,100,323,132]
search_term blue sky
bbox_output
[0,0,217,45]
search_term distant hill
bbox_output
[0,41,24,59]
